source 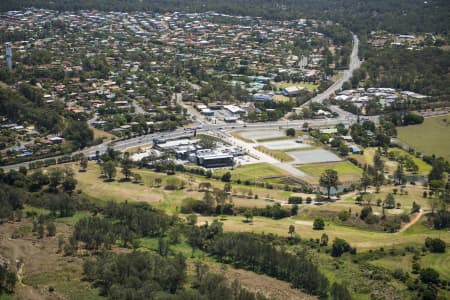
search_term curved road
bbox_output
[307,34,361,105]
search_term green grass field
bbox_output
[214,163,288,182]
[273,81,319,92]
[397,114,450,162]
[297,161,363,183]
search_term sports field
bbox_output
[214,162,288,181]
[397,114,450,162]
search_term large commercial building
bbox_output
[153,138,236,168]
[196,152,234,168]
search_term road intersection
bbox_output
[1,34,371,173]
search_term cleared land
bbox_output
[298,161,363,183]
[289,149,341,164]
[397,114,450,161]
[239,130,285,141]
[0,220,102,300]
[89,125,115,142]
[273,81,319,92]
[208,263,317,300]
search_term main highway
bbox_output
[1,34,367,171]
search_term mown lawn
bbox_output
[214,163,288,181]
[397,114,450,162]
[297,161,363,183]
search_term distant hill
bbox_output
[1,0,449,34]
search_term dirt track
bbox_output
[398,209,424,233]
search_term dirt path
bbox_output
[398,209,424,233]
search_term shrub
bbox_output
[164,177,185,190]
[419,268,440,284]
[288,196,303,204]
[331,238,352,257]
[338,210,350,221]
[313,218,325,230]
[424,237,446,253]
[400,214,410,223]
[181,198,208,214]
[411,201,421,214]
[360,206,372,220]
[221,172,231,182]
[365,214,380,224]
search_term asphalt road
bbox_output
[0,116,357,171]
[306,34,361,105]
